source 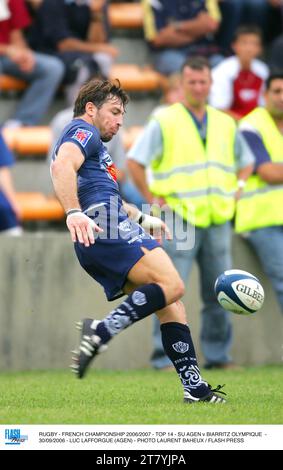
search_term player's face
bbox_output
[95,97,125,142]
[181,66,212,107]
[265,79,283,119]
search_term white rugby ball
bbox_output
[214,269,264,315]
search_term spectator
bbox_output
[151,73,184,116]
[0,131,22,235]
[142,0,221,75]
[0,0,64,128]
[128,56,253,370]
[217,1,278,54]
[48,106,145,209]
[28,0,119,104]
[235,73,283,314]
[210,26,269,119]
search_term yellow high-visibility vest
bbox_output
[150,103,237,227]
[235,107,283,232]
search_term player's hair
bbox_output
[266,73,283,90]
[181,56,211,73]
[233,25,262,43]
[73,79,129,117]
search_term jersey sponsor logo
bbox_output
[100,148,117,182]
[71,128,93,147]
[106,163,117,182]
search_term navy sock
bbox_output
[96,283,166,344]
[161,322,210,399]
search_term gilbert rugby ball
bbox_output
[214,269,264,315]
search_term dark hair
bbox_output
[266,73,283,90]
[233,25,262,43]
[73,79,129,117]
[181,56,211,73]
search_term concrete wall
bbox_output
[0,233,282,371]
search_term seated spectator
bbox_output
[28,0,119,104]
[209,26,269,119]
[0,131,22,235]
[142,0,222,75]
[0,0,64,128]
[152,73,184,115]
[217,0,274,54]
[48,106,144,209]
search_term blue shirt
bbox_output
[0,133,14,168]
[53,118,120,210]
[144,0,218,55]
[151,0,206,30]
[28,0,109,54]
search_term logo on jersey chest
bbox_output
[100,149,117,182]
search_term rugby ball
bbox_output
[214,269,264,315]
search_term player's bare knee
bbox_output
[160,276,185,305]
[173,278,185,300]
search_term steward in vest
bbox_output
[236,74,283,233]
[236,73,283,314]
[128,56,254,370]
[151,102,237,226]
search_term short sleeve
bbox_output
[61,124,100,160]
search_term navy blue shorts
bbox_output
[0,190,18,231]
[74,201,159,300]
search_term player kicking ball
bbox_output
[50,79,226,404]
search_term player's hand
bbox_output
[66,212,103,247]
[151,220,172,245]
[136,212,172,244]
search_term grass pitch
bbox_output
[0,366,282,424]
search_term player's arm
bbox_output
[122,201,171,242]
[50,141,103,247]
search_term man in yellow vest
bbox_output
[235,73,283,314]
[128,56,253,369]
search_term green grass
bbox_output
[0,366,282,424]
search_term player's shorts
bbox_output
[74,200,159,301]
[0,190,19,231]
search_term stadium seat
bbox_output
[2,126,52,154]
[2,125,144,155]
[110,64,165,91]
[16,192,64,221]
[1,64,165,94]
[108,3,143,29]
[0,75,26,91]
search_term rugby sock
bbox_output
[161,322,210,399]
[95,283,166,344]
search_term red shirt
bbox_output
[0,0,31,44]
[231,69,264,117]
